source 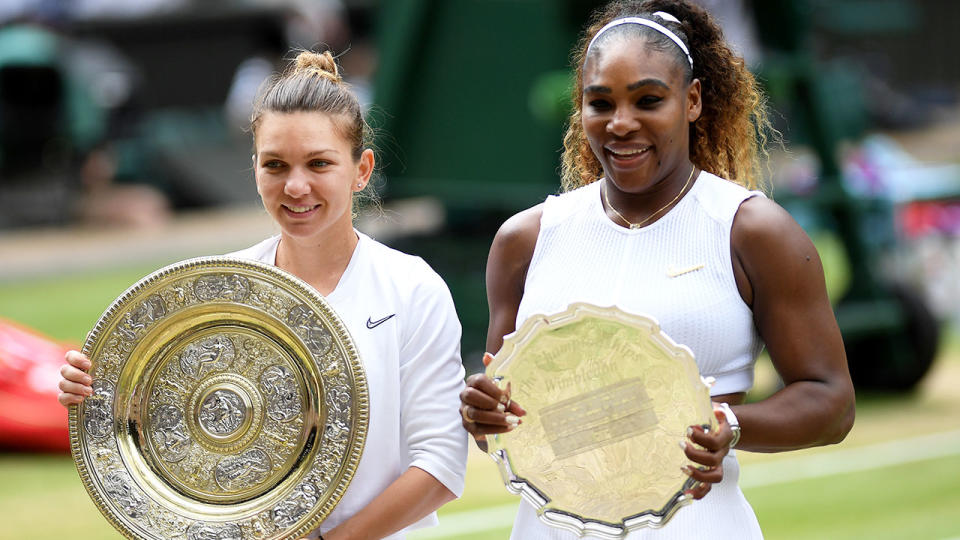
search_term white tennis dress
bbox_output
[510,172,765,539]
[229,231,468,539]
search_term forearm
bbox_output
[734,379,855,453]
[324,467,456,540]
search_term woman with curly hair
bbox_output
[460,0,855,537]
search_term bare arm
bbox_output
[323,467,455,540]
[484,205,542,353]
[730,196,856,452]
[459,206,541,446]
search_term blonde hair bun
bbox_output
[294,50,341,83]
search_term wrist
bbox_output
[716,402,741,448]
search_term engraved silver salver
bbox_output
[68,257,368,540]
[485,303,715,539]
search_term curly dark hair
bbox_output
[560,0,776,192]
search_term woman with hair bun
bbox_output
[59,50,469,540]
[459,0,855,537]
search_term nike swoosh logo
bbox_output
[366,314,396,329]
[666,264,705,278]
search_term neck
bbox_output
[604,163,697,228]
[275,224,358,296]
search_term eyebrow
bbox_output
[584,78,670,94]
[258,149,338,159]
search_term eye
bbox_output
[636,95,662,108]
[262,160,285,170]
[309,159,330,168]
[588,99,612,112]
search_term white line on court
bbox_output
[739,428,960,488]
[409,429,960,539]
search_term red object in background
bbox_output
[0,318,76,452]
[899,200,960,238]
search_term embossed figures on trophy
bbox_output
[179,336,236,379]
[150,405,192,462]
[83,380,115,439]
[117,295,167,341]
[272,482,319,529]
[70,259,368,539]
[194,274,251,302]
[186,521,243,540]
[287,305,333,355]
[103,469,148,519]
[199,389,247,436]
[215,449,273,491]
[260,365,302,422]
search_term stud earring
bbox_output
[357,183,363,188]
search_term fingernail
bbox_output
[85,388,93,396]
[680,465,692,476]
[686,426,693,438]
[497,403,506,412]
[679,440,688,452]
[505,414,520,426]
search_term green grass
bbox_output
[746,454,960,540]
[2,449,958,540]
[0,263,160,343]
[0,454,117,540]
[2,265,960,539]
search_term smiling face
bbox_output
[254,111,373,244]
[581,37,701,194]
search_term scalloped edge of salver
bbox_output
[68,255,369,540]
[484,302,713,539]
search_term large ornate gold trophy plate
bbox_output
[69,257,368,540]
[485,303,715,538]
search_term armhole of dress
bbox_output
[520,202,549,296]
[728,193,763,309]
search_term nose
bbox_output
[607,107,639,137]
[283,170,310,197]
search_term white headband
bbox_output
[587,12,693,69]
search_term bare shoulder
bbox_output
[732,195,826,308]
[485,204,544,351]
[732,196,798,237]
[489,204,543,266]
[732,196,816,261]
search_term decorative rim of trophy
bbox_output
[68,256,368,540]
[485,303,715,539]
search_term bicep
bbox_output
[734,199,848,384]
[485,206,542,353]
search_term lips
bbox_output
[604,144,652,167]
[282,203,320,217]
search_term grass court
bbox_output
[1,263,958,539]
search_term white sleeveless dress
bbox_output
[510,172,765,539]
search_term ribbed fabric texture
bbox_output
[509,172,765,539]
[517,172,764,395]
